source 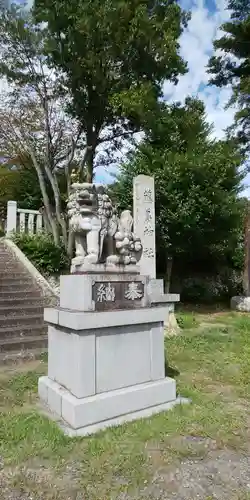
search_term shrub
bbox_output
[12,232,70,276]
[174,270,243,304]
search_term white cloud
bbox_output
[163,0,250,194]
[163,0,234,138]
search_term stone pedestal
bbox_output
[148,279,180,333]
[39,273,180,436]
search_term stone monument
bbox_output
[133,175,156,280]
[39,182,181,436]
[133,175,180,333]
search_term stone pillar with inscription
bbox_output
[38,183,183,436]
[133,175,156,280]
[133,175,180,333]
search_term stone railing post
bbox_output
[6,200,17,236]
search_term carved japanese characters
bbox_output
[68,183,142,272]
[133,175,156,279]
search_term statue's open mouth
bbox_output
[78,197,97,214]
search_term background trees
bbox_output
[111,98,245,296]
[34,0,190,182]
[0,1,247,301]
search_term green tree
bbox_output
[34,0,190,181]
[3,155,43,210]
[208,0,250,152]
[111,98,245,289]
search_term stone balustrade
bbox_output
[6,200,44,235]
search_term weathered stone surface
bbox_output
[39,376,178,436]
[164,311,181,336]
[133,175,156,280]
[92,280,145,311]
[148,278,164,296]
[40,302,179,435]
[59,273,150,311]
[68,183,142,273]
[231,295,250,312]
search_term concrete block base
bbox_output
[39,375,178,436]
[39,272,183,438]
[231,295,250,312]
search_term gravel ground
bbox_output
[1,446,250,500]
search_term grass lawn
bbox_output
[1,309,250,499]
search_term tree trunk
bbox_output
[43,164,68,248]
[28,150,60,245]
[86,151,94,183]
[165,257,173,294]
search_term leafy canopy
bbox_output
[34,0,190,180]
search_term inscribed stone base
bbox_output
[60,273,150,311]
[38,376,178,436]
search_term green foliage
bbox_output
[12,232,70,276]
[0,167,20,231]
[34,0,190,180]
[177,271,243,304]
[176,312,199,329]
[208,0,250,152]
[15,166,43,210]
[0,162,44,212]
[0,166,20,200]
[111,98,245,294]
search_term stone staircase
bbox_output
[0,240,56,363]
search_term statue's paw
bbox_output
[106,255,120,265]
[123,256,131,265]
[84,253,99,264]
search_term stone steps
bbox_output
[0,314,44,329]
[0,304,44,315]
[0,239,52,361]
[0,289,41,298]
[0,334,48,352]
[0,281,36,291]
[0,296,46,307]
[0,271,30,278]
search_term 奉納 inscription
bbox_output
[96,283,115,303]
[93,281,145,311]
[124,282,143,300]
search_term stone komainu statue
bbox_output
[67,183,142,272]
